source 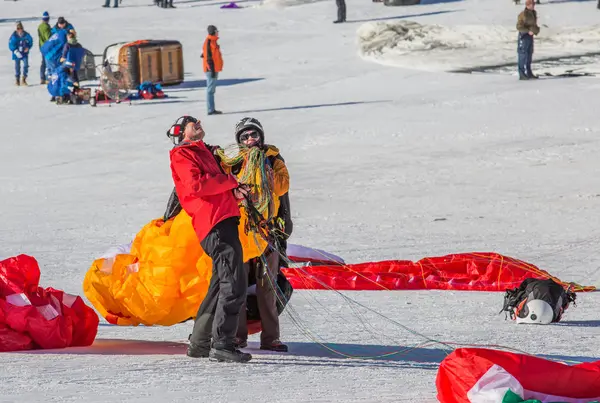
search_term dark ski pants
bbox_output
[40,57,46,81]
[336,0,346,22]
[189,217,247,349]
[517,34,534,78]
[104,0,119,6]
[236,250,281,346]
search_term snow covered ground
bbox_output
[1,0,600,401]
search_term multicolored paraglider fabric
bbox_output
[0,255,99,352]
[436,348,600,403]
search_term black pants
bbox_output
[189,217,247,349]
[40,57,46,81]
[104,0,118,6]
[336,0,346,21]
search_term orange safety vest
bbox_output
[202,35,223,73]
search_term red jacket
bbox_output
[169,141,240,242]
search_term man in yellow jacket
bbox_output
[229,117,290,352]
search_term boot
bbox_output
[186,342,210,358]
[21,76,28,86]
[260,340,288,352]
[209,347,252,363]
[15,77,20,86]
[233,337,248,349]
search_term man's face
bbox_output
[239,130,260,148]
[17,27,23,36]
[58,22,66,29]
[526,0,534,9]
[184,120,205,142]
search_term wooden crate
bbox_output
[160,43,184,85]
[138,46,162,84]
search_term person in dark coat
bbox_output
[51,17,75,35]
[60,31,84,86]
[103,0,119,7]
[334,0,346,23]
[516,0,540,80]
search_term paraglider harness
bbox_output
[499,278,576,323]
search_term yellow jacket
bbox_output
[224,144,290,260]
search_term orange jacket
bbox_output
[202,35,223,73]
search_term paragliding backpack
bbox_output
[499,278,576,323]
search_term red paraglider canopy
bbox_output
[281,252,596,292]
[0,255,99,352]
[436,348,600,402]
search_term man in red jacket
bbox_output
[167,115,252,363]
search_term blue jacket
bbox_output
[62,43,85,71]
[51,22,75,35]
[47,66,73,97]
[9,31,33,60]
[41,30,67,70]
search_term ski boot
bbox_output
[260,340,288,352]
[233,337,248,349]
[187,342,211,358]
[209,345,252,363]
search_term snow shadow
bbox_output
[0,17,39,25]
[419,0,463,4]
[249,342,446,369]
[18,339,189,355]
[547,0,594,3]
[224,100,389,114]
[347,9,459,23]
[284,341,447,362]
[170,78,264,91]
[189,0,259,7]
[556,320,600,328]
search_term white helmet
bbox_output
[515,299,554,324]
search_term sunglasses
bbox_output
[239,131,259,141]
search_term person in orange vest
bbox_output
[202,25,223,115]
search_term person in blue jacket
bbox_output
[9,21,33,86]
[51,17,75,35]
[60,31,85,86]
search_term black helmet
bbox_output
[167,115,198,145]
[207,25,218,35]
[235,117,264,145]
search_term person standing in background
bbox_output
[38,12,51,84]
[334,0,346,23]
[9,22,33,86]
[202,25,223,115]
[102,0,120,8]
[516,0,540,80]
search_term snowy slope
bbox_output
[1,0,600,401]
